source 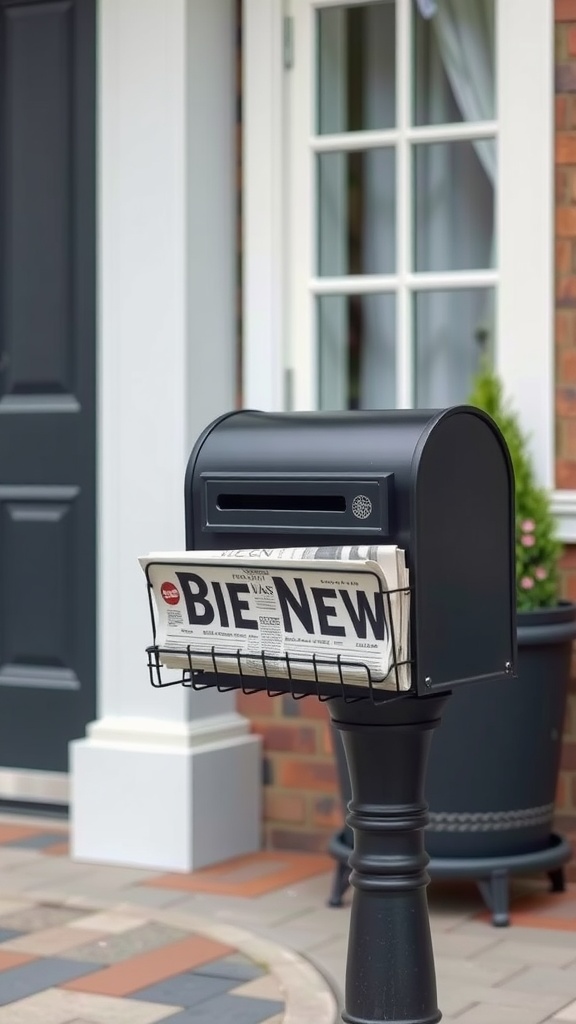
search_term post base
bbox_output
[70,714,261,871]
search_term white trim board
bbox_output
[552,491,576,544]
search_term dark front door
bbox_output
[0,0,96,785]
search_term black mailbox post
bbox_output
[149,407,516,1024]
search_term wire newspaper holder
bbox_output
[145,578,414,706]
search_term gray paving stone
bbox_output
[454,1004,561,1023]
[499,966,576,997]
[0,849,41,868]
[436,980,572,1019]
[0,958,100,1006]
[161,995,285,1024]
[0,905,84,931]
[62,921,190,964]
[130,971,237,1006]
[435,955,520,987]
[478,941,576,967]
[431,932,501,959]
[3,833,67,850]
[194,954,265,982]
[119,886,187,909]
[450,921,576,947]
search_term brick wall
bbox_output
[236,691,340,852]
[234,1,576,858]
[556,2,576,867]
[557,0,576,481]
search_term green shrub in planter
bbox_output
[468,364,561,611]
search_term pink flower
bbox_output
[522,519,536,532]
[521,534,535,547]
[520,576,534,589]
[535,567,548,580]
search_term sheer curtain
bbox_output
[432,1,495,182]
[358,0,495,408]
[358,3,397,408]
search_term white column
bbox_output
[71,0,261,872]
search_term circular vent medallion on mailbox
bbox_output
[352,494,373,520]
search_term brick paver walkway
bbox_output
[1,814,576,1021]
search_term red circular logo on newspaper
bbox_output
[160,582,180,606]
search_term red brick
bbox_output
[558,95,569,130]
[556,64,576,93]
[264,790,307,824]
[568,98,576,130]
[268,828,332,853]
[557,275,576,306]
[569,25,576,55]
[557,386,576,417]
[556,459,576,488]
[321,722,334,756]
[558,238,572,274]
[561,741,576,770]
[557,208,576,238]
[561,569,576,602]
[556,310,576,346]
[559,349,576,384]
[284,696,332,722]
[557,0,576,21]
[252,722,317,754]
[570,168,576,201]
[277,757,338,791]
[563,421,576,459]
[556,135,576,165]
[554,815,576,837]
[557,168,570,204]
[236,689,278,719]
[560,546,576,571]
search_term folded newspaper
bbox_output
[140,546,410,691]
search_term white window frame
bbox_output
[242,1,568,534]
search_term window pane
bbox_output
[318,294,396,410]
[413,1,495,127]
[317,2,396,135]
[413,140,495,272]
[414,288,494,407]
[318,149,396,276]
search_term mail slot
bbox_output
[183,407,516,696]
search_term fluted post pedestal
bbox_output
[329,693,450,1024]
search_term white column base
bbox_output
[70,714,262,872]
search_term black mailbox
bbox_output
[145,406,517,1024]
[184,406,516,697]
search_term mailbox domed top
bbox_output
[186,406,515,693]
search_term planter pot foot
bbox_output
[478,871,510,927]
[327,859,351,908]
[549,866,566,893]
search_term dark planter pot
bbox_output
[425,602,576,859]
[329,603,576,920]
